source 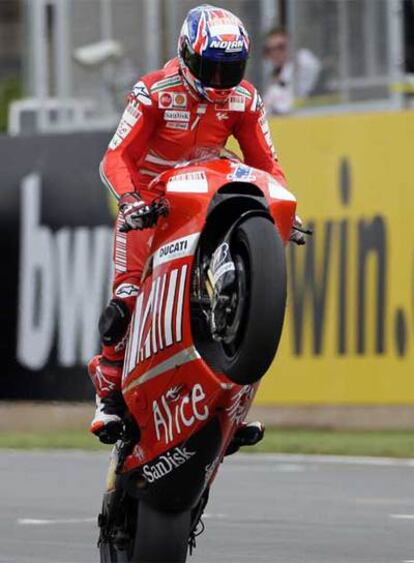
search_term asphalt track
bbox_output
[1,451,414,563]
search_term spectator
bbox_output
[262,27,321,114]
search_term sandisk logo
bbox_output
[164,110,190,122]
[142,446,196,483]
[210,39,244,52]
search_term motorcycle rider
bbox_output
[89,5,289,443]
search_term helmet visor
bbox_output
[184,47,247,89]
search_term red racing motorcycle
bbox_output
[98,150,298,562]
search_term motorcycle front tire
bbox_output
[218,215,287,384]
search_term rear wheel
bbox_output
[100,541,129,562]
[99,490,136,563]
[132,501,191,563]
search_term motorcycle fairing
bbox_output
[120,156,295,485]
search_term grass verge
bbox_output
[0,428,414,457]
[0,431,106,451]
[250,428,414,458]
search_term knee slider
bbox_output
[99,299,131,346]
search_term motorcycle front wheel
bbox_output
[195,215,287,385]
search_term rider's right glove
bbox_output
[119,192,154,232]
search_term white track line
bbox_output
[18,517,96,525]
[203,513,228,520]
[18,514,228,525]
[236,453,414,468]
[390,514,414,520]
[3,450,414,468]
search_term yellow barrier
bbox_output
[238,111,414,405]
[106,111,413,405]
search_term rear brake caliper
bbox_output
[205,242,236,340]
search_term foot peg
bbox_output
[225,421,265,456]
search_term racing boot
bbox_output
[225,421,265,456]
[88,284,140,443]
[88,355,126,444]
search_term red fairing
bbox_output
[119,158,296,473]
[99,58,287,203]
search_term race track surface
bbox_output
[1,451,414,563]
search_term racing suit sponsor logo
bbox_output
[115,283,140,298]
[116,120,131,139]
[259,111,277,157]
[210,39,244,52]
[153,233,200,268]
[164,110,190,122]
[166,121,189,131]
[251,91,264,113]
[228,95,245,111]
[215,95,245,112]
[159,92,188,109]
[131,81,152,106]
[167,172,208,193]
[153,383,209,445]
[142,446,195,483]
[216,112,229,121]
[108,103,142,149]
[108,134,122,150]
[94,364,117,395]
[227,162,256,181]
[126,101,142,119]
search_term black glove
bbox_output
[119,192,154,232]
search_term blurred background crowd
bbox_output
[1,0,414,135]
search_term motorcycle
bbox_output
[97,149,299,562]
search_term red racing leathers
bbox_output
[94,58,287,396]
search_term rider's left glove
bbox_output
[119,192,154,231]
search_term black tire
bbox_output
[132,501,191,563]
[100,541,129,563]
[217,216,287,384]
[99,490,136,563]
